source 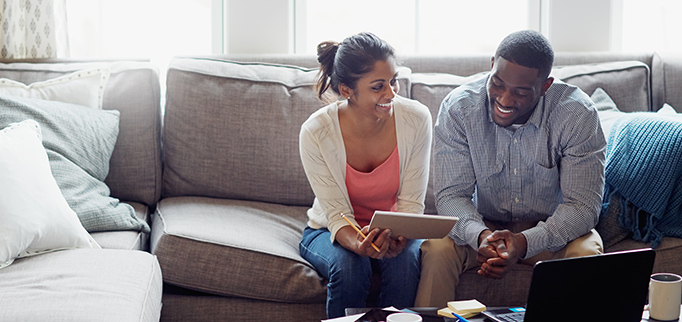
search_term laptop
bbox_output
[482,248,655,322]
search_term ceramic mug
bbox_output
[386,312,422,322]
[649,273,682,321]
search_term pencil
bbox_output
[340,214,381,252]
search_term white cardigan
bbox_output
[299,95,433,242]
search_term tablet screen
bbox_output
[368,211,457,239]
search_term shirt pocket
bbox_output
[531,163,561,206]
[475,160,506,215]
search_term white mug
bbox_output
[649,273,682,321]
[386,312,422,322]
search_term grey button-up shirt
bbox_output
[434,75,606,258]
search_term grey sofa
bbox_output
[152,52,682,321]
[1,52,681,322]
[0,61,163,321]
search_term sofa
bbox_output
[1,51,681,322]
[152,52,682,321]
[0,61,163,321]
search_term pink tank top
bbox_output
[345,145,399,227]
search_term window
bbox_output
[65,0,213,65]
[298,0,530,55]
[620,0,682,52]
[62,0,682,59]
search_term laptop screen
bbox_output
[522,248,655,322]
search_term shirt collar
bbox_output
[526,96,545,128]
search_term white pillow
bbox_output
[658,103,680,115]
[0,67,110,109]
[0,120,99,269]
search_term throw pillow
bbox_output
[0,67,110,109]
[591,87,625,142]
[0,120,99,269]
[0,96,150,233]
[592,88,680,141]
[658,103,680,116]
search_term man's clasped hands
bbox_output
[477,229,528,279]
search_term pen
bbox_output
[451,312,469,322]
[340,214,381,252]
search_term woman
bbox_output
[299,32,432,318]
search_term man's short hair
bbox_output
[495,30,554,79]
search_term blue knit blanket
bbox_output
[601,113,682,248]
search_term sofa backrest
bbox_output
[162,58,319,206]
[0,61,163,206]
[165,54,656,213]
[653,52,682,112]
[162,57,413,206]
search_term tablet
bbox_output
[368,211,458,240]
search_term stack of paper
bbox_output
[437,299,486,319]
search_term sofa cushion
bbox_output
[551,60,651,112]
[91,202,151,251]
[0,61,162,207]
[0,248,162,322]
[0,96,149,233]
[163,57,411,206]
[652,52,682,112]
[151,196,327,303]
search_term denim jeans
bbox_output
[300,227,422,318]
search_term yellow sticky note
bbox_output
[447,299,486,315]
[437,307,477,318]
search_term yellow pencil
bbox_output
[340,214,381,252]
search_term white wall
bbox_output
[543,0,614,52]
[224,0,294,54]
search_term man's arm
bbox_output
[433,92,488,250]
[521,100,606,259]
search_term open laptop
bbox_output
[482,248,655,322]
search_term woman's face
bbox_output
[347,58,399,120]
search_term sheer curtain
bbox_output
[0,0,68,59]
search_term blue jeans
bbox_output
[300,227,422,318]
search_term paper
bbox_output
[321,307,402,322]
[447,299,486,315]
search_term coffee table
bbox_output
[345,307,486,322]
[346,306,682,322]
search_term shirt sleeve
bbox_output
[396,100,433,214]
[299,114,354,242]
[433,92,489,249]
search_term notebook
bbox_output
[482,248,655,322]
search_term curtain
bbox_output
[0,0,68,59]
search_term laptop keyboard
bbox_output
[495,312,525,322]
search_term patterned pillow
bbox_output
[0,96,149,232]
[0,67,110,109]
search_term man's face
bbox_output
[486,57,553,127]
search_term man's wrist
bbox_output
[478,229,493,247]
[514,232,528,259]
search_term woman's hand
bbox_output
[385,235,407,258]
[336,225,391,258]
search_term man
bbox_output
[415,30,606,306]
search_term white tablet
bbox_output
[368,211,458,240]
